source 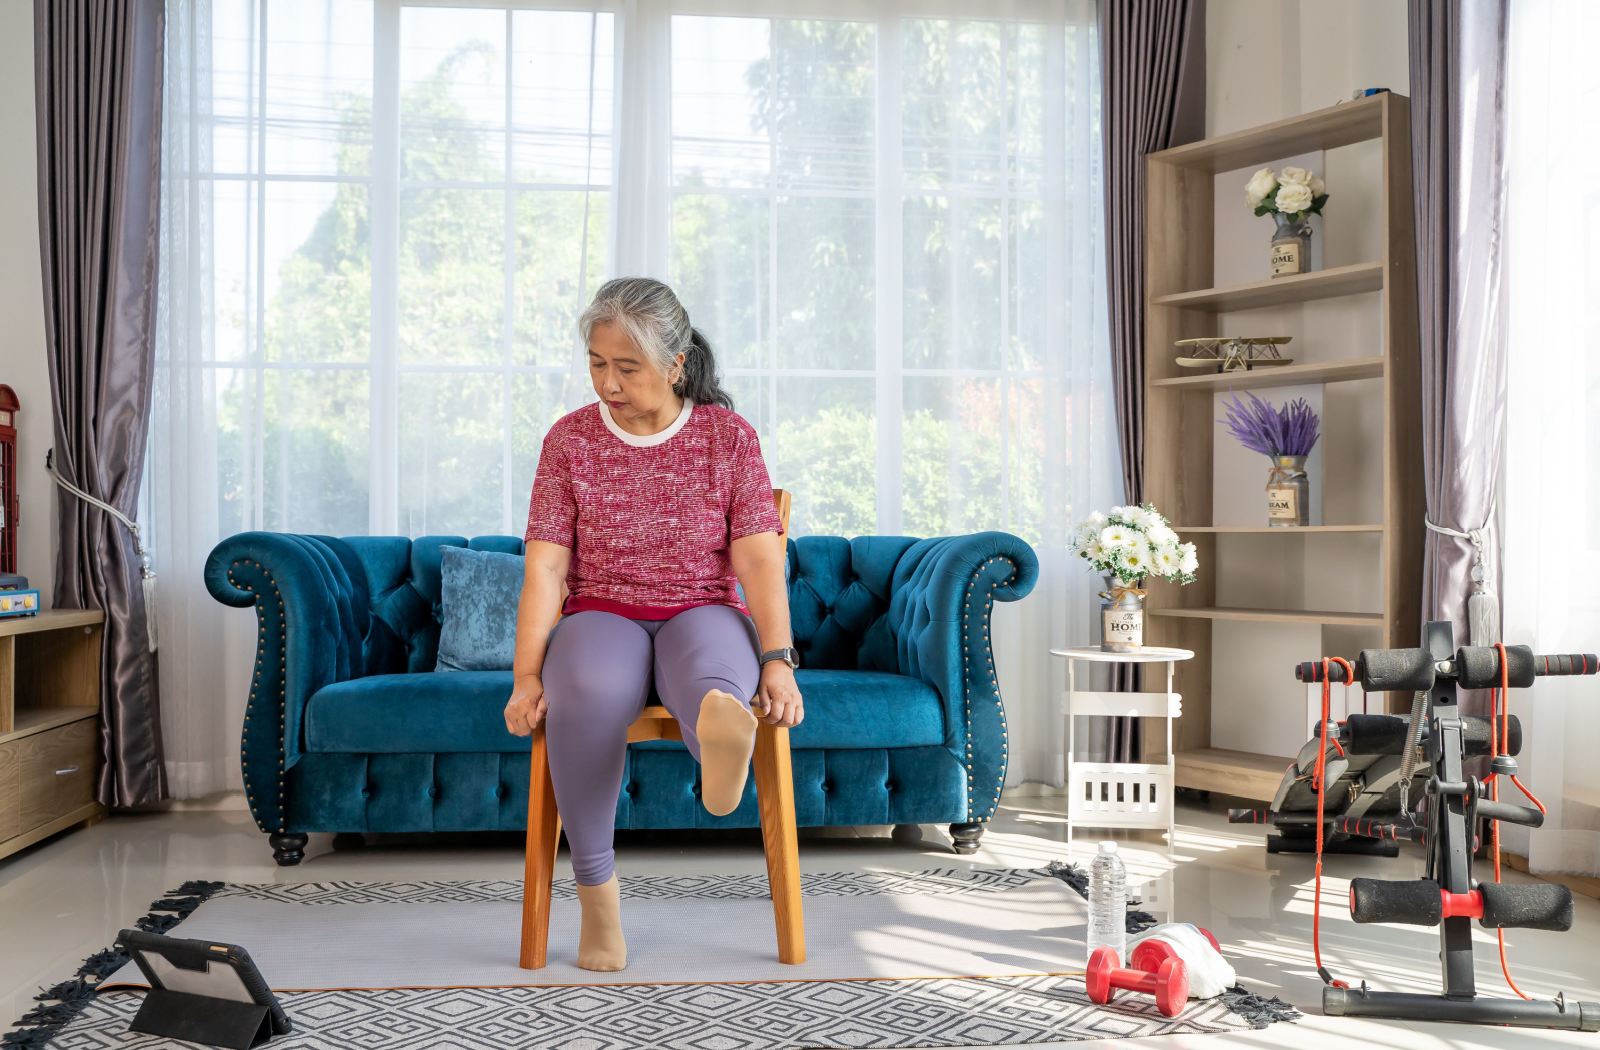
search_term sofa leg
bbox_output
[270,832,308,866]
[949,823,983,855]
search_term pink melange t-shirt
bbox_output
[523,399,784,619]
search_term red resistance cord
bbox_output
[1312,656,1353,988]
[1489,641,1547,999]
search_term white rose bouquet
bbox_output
[1244,166,1328,222]
[1068,503,1197,585]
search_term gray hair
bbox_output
[578,277,734,409]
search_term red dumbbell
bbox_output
[1085,946,1189,1017]
[1128,925,1221,975]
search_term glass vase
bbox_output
[1099,575,1145,652]
[1267,455,1310,527]
[1270,213,1312,277]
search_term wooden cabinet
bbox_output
[0,608,105,860]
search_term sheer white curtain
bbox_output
[1502,0,1600,878]
[152,0,1118,797]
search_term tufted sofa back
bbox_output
[314,533,950,678]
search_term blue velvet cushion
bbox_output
[435,546,523,672]
[304,667,944,754]
[624,668,945,752]
[306,672,525,753]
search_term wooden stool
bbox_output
[518,490,806,968]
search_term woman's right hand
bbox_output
[505,673,547,736]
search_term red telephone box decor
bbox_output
[0,385,17,575]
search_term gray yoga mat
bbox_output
[103,878,1088,990]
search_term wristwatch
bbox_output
[760,647,800,670]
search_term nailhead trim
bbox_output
[232,558,288,835]
[960,554,1020,823]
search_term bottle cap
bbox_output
[1098,840,1118,854]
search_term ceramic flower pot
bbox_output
[1099,575,1146,652]
[1270,213,1312,277]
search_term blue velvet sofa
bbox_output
[204,531,1038,865]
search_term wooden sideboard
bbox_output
[0,608,105,861]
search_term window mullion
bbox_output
[370,0,401,536]
[503,6,516,536]
[875,11,904,536]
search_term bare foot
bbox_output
[575,876,626,971]
[697,689,758,816]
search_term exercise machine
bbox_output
[1284,624,1598,1029]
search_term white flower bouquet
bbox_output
[1068,503,1197,585]
[1245,166,1328,222]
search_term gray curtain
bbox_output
[1097,0,1204,761]
[35,0,167,807]
[1411,0,1508,722]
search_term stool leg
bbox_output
[520,724,561,969]
[753,722,806,964]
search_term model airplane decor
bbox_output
[1174,336,1293,373]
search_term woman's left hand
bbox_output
[755,662,803,727]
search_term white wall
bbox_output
[1204,0,1407,757]
[0,0,55,606]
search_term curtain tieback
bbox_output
[46,449,158,652]
[1425,505,1496,646]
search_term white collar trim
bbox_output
[598,398,694,448]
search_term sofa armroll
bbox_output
[883,532,1039,824]
[203,532,368,835]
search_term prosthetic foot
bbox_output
[574,876,627,972]
[697,689,758,816]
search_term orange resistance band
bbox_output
[1489,641,1547,1000]
[1312,656,1354,988]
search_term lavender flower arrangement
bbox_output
[1219,390,1320,458]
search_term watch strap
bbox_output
[760,647,799,669]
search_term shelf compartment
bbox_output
[1149,606,1382,627]
[1151,262,1383,313]
[1151,93,1387,174]
[1172,525,1384,534]
[1175,748,1292,801]
[0,706,97,746]
[1151,356,1384,392]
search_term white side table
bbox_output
[1049,646,1193,848]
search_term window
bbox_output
[154,0,1115,795]
[158,0,1102,546]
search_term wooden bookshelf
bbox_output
[1142,92,1423,798]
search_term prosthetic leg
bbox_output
[1292,623,1600,1030]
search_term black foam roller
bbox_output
[1346,714,1408,755]
[1457,645,1536,690]
[1358,648,1435,693]
[1478,882,1573,931]
[1461,714,1522,757]
[1349,878,1441,926]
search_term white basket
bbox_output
[1068,761,1174,831]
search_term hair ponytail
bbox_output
[677,328,734,409]
[578,277,735,410]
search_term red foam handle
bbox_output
[1440,888,1484,920]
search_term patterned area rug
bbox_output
[7,869,1297,1049]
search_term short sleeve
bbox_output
[727,420,784,540]
[524,427,578,548]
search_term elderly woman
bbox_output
[503,277,803,972]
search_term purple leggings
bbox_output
[541,605,760,885]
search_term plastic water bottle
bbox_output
[1087,840,1127,965]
